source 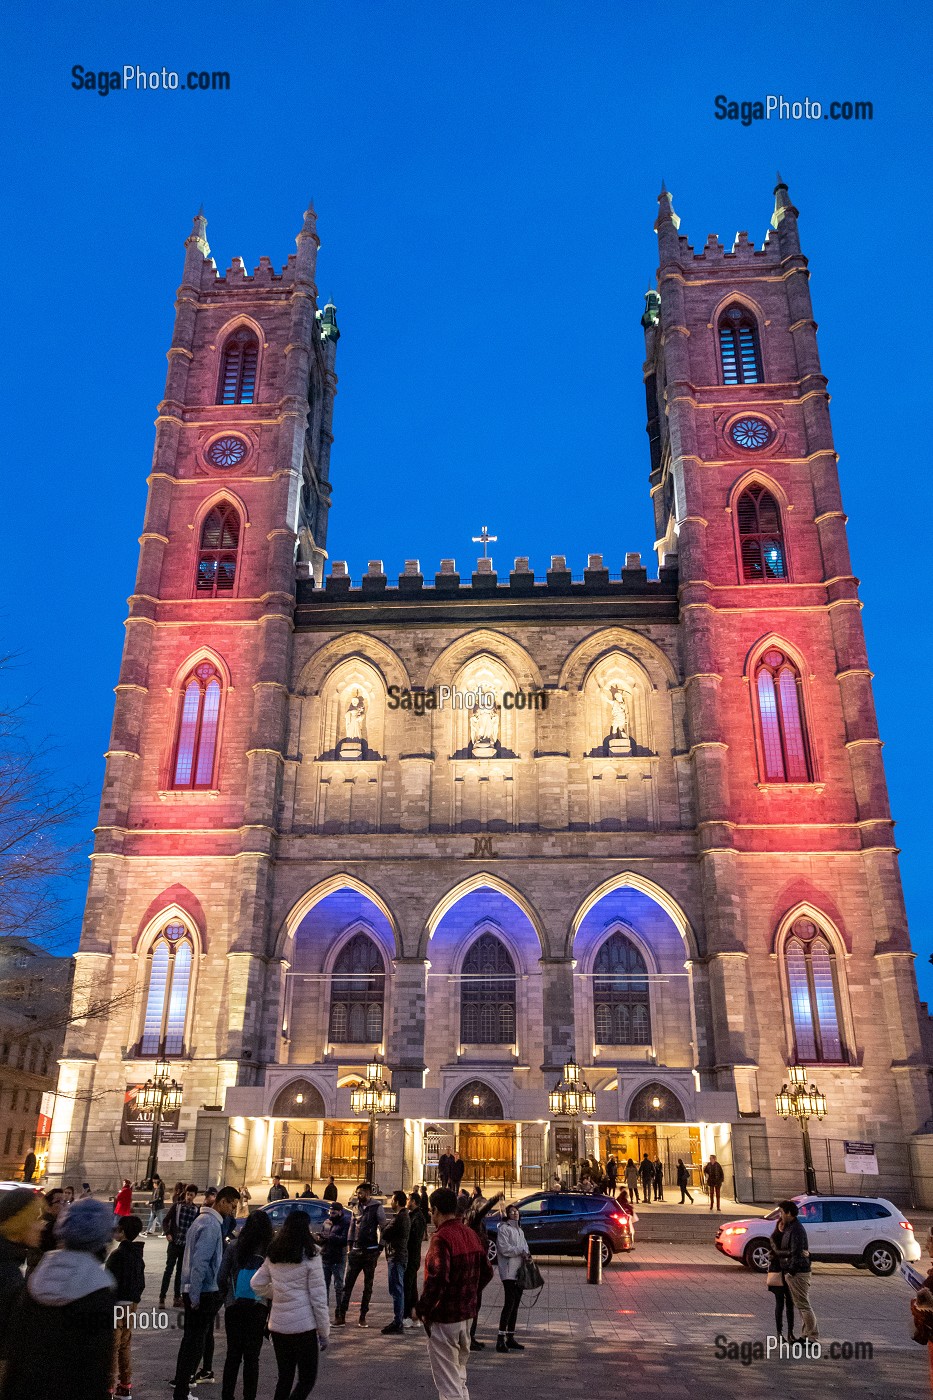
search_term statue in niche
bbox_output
[603,682,632,755]
[470,696,500,756]
[339,688,366,758]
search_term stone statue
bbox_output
[344,689,366,740]
[470,697,500,750]
[605,683,629,738]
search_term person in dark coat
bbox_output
[623,1158,639,1203]
[652,1156,664,1202]
[27,1187,65,1275]
[217,1208,274,1400]
[0,1190,43,1384]
[465,1190,503,1350]
[318,1201,349,1306]
[322,1177,338,1203]
[451,1152,466,1193]
[770,1200,817,1341]
[267,1176,289,1203]
[0,1197,117,1400]
[638,1155,654,1202]
[605,1156,618,1193]
[108,1214,145,1397]
[21,1154,36,1185]
[381,1191,411,1334]
[676,1159,694,1204]
[438,1152,452,1190]
[403,1192,427,1326]
[418,1186,430,1223]
[703,1155,725,1211]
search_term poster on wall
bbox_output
[158,1133,188,1162]
[554,1126,575,1159]
[119,1084,181,1146]
[843,1140,879,1175]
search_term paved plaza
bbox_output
[124,1224,931,1399]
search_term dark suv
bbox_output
[233,1197,351,1237]
[484,1191,633,1266]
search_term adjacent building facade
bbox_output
[0,938,73,1180]
[50,185,933,1204]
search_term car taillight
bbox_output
[611,1213,626,1225]
[901,1220,915,1232]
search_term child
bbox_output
[108,1213,146,1397]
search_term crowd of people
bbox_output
[558,1150,726,1209]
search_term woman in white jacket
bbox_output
[495,1203,531,1354]
[251,1211,330,1400]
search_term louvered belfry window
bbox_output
[197,504,240,596]
[755,648,812,783]
[219,329,259,404]
[785,918,844,1062]
[140,922,193,1055]
[719,306,762,384]
[172,663,222,789]
[737,485,786,581]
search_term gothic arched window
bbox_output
[172,662,223,789]
[784,918,845,1062]
[593,932,652,1046]
[140,922,194,1055]
[196,503,240,596]
[755,648,812,783]
[737,485,786,581]
[328,933,385,1044]
[218,328,259,405]
[460,934,516,1045]
[719,306,762,384]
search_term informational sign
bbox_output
[843,1140,878,1174]
[119,1084,181,1146]
[554,1127,575,1160]
[158,1133,188,1162]
[282,1157,293,1172]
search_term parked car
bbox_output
[715,1194,921,1276]
[233,1196,352,1237]
[484,1191,633,1266]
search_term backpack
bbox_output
[233,1261,262,1303]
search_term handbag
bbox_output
[765,1271,783,1288]
[515,1258,544,1292]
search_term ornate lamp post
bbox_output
[775,1065,827,1195]
[350,1059,397,1189]
[137,1057,183,1188]
[548,1056,597,1186]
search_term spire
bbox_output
[641,289,661,329]
[298,199,318,240]
[295,199,320,285]
[654,181,681,233]
[185,209,210,258]
[771,172,795,229]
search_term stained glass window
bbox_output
[219,329,259,405]
[594,932,652,1046]
[328,933,385,1044]
[785,921,845,1062]
[460,934,517,1045]
[719,306,762,384]
[141,922,194,1055]
[755,649,812,782]
[172,662,223,789]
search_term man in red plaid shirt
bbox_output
[417,1187,493,1400]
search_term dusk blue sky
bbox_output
[3,4,931,994]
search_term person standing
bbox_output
[494,1203,530,1354]
[107,1213,145,1398]
[146,1174,166,1235]
[1,1197,117,1400]
[21,1152,37,1185]
[334,1181,386,1328]
[171,1185,240,1400]
[704,1155,725,1212]
[218,1208,274,1400]
[605,1156,618,1194]
[770,1200,817,1342]
[27,1187,65,1274]
[114,1179,134,1223]
[237,1185,252,1219]
[765,1227,796,1342]
[624,1158,639,1203]
[638,1154,654,1204]
[465,1189,503,1350]
[0,1190,44,1388]
[381,1191,411,1334]
[418,1185,431,1223]
[251,1211,329,1400]
[318,1202,349,1308]
[322,1177,338,1203]
[268,1177,289,1203]
[676,1159,693,1205]
[652,1156,664,1202]
[451,1152,466,1195]
[299,1184,316,1199]
[416,1188,493,1400]
[403,1191,427,1328]
[438,1151,452,1191]
[161,1184,199,1308]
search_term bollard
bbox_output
[586,1233,603,1285]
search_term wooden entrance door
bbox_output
[458,1123,516,1187]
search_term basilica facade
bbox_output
[50,184,933,1205]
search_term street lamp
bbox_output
[775,1065,827,1195]
[350,1058,397,1189]
[549,1056,597,1185]
[137,1057,183,1188]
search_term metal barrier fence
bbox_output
[741,1134,927,1210]
[42,1126,229,1194]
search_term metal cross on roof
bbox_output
[471,525,498,558]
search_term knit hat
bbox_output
[0,1188,41,1234]
[54,1197,114,1251]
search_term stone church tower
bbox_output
[50,186,933,1210]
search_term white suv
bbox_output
[715,1194,921,1276]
